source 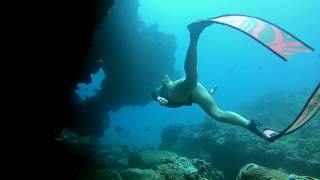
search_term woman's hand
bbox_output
[157,97,168,106]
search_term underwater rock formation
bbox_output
[50,0,179,138]
[121,168,162,180]
[129,150,176,169]
[93,144,133,171]
[126,149,224,180]
[88,147,224,180]
[47,0,115,138]
[237,163,319,180]
[70,0,179,137]
[160,90,320,179]
[92,169,123,180]
[46,1,115,178]
[48,0,178,177]
[156,154,224,180]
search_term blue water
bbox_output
[75,68,105,101]
[78,0,320,147]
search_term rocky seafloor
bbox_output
[58,138,318,180]
[58,89,319,179]
[159,89,320,179]
[84,145,318,180]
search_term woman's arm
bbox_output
[151,91,168,106]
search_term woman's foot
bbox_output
[187,20,213,38]
[247,120,274,142]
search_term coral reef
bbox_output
[156,154,224,180]
[159,90,320,179]
[89,148,224,180]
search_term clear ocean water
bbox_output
[78,0,319,147]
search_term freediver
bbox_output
[151,20,269,141]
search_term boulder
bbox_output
[237,163,319,180]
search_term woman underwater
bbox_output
[151,20,269,141]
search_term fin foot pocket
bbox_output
[187,20,213,37]
[248,120,277,142]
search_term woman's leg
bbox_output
[183,24,200,91]
[174,21,213,98]
[193,87,250,128]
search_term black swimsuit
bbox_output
[158,87,193,108]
